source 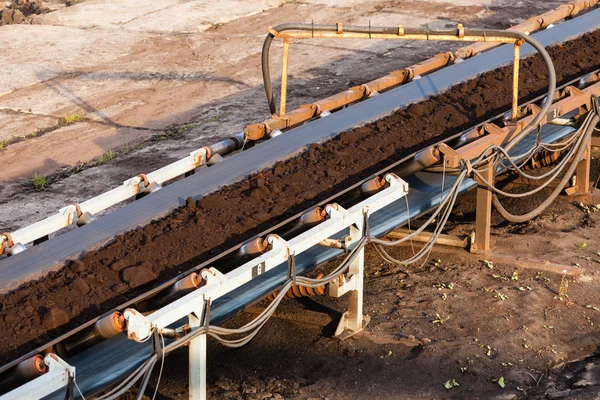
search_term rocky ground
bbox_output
[0,0,49,26]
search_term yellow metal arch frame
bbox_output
[268,23,525,122]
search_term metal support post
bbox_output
[512,41,522,120]
[280,38,289,117]
[334,212,370,340]
[189,311,206,400]
[566,134,600,204]
[472,160,494,253]
[574,136,591,194]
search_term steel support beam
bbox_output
[333,216,369,340]
[472,160,494,253]
[188,313,206,400]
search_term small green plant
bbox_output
[482,260,494,269]
[60,114,83,125]
[434,282,454,290]
[511,271,519,281]
[73,162,87,174]
[444,379,459,389]
[97,150,116,165]
[0,140,8,150]
[157,122,201,142]
[33,174,48,190]
[578,202,600,213]
[493,377,505,388]
[432,314,451,324]
[205,112,230,122]
[494,291,508,301]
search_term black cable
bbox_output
[261,23,556,128]
[491,112,599,222]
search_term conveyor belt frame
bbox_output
[122,174,408,400]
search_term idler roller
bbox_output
[523,148,562,171]
[539,89,563,108]
[279,207,327,240]
[207,153,224,166]
[336,175,388,209]
[454,128,484,148]
[58,312,125,356]
[577,71,600,89]
[135,174,162,200]
[0,355,47,394]
[1,232,26,257]
[206,132,245,157]
[238,237,269,256]
[265,273,327,300]
[137,272,205,313]
[73,203,97,227]
[6,242,26,257]
[299,207,326,224]
[360,176,386,195]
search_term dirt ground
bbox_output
[131,151,600,400]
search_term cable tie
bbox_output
[465,160,473,175]
[287,250,297,284]
[363,211,371,240]
[151,329,163,360]
[64,374,75,400]
[535,124,542,147]
[203,298,212,332]
[592,94,600,117]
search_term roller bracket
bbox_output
[244,123,267,141]
[1,355,74,400]
[438,143,461,168]
[123,308,153,342]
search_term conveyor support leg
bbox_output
[472,160,494,253]
[573,137,591,194]
[566,135,600,203]
[189,312,207,400]
[334,215,370,340]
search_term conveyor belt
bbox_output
[2,8,600,294]
[42,122,575,399]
